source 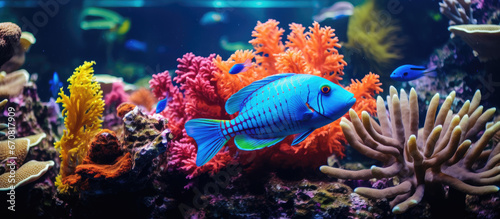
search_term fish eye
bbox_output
[403,72,408,76]
[321,85,331,94]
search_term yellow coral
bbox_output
[343,0,404,75]
[54,61,105,193]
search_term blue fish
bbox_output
[200,11,227,26]
[125,39,147,52]
[185,73,356,166]
[49,72,63,99]
[155,95,171,114]
[313,1,354,22]
[229,59,252,74]
[390,65,437,81]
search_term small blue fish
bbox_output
[155,95,171,113]
[49,72,63,99]
[200,11,227,26]
[390,65,437,81]
[229,60,252,74]
[185,73,356,166]
[125,39,147,52]
[313,1,354,22]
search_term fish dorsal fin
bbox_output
[234,134,286,151]
[225,73,295,115]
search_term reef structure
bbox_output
[321,87,500,216]
[157,19,383,179]
[54,62,173,195]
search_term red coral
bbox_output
[149,70,172,100]
[165,20,382,175]
[157,53,232,178]
[212,20,380,169]
[169,131,232,179]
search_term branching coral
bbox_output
[342,0,404,75]
[321,87,500,214]
[54,61,105,194]
[439,0,477,25]
[212,20,381,169]
[151,54,232,178]
[162,19,382,178]
[129,87,156,112]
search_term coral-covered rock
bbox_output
[0,22,21,67]
[76,152,132,179]
[116,102,136,118]
[182,174,387,218]
[85,129,122,164]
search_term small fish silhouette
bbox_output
[390,65,437,81]
[229,59,252,74]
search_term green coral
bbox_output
[343,0,405,75]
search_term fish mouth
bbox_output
[346,96,356,107]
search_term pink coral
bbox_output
[169,131,231,179]
[163,20,382,177]
[104,82,129,110]
[151,54,232,178]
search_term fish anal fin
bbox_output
[234,134,285,151]
[292,129,315,145]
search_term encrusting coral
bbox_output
[0,69,29,98]
[321,87,500,215]
[449,24,500,62]
[54,61,105,194]
[155,19,382,178]
[0,160,54,191]
[0,132,51,190]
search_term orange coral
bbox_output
[66,130,132,188]
[117,102,136,118]
[346,72,383,116]
[249,19,285,74]
[212,20,382,168]
[76,153,132,179]
[85,129,122,164]
[129,88,156,112]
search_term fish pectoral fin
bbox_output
[302,111,314,121]
[292,129,315,146]
[234,134,285,151]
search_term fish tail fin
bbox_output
[423,66,438,78]
[185,118,229,166]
